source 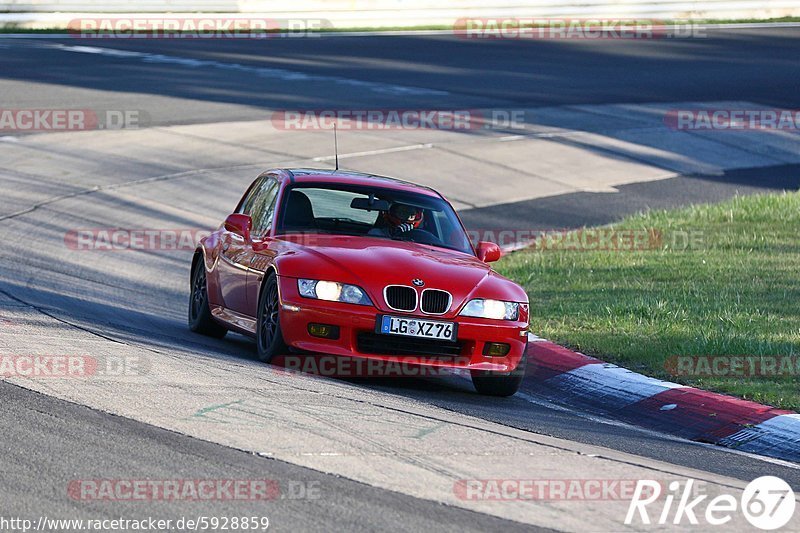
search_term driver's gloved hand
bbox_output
[395,223,414,234]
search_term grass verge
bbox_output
[497,192,800,410]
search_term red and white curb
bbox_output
[524,334,800,463]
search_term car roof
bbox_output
[268,168,442,198]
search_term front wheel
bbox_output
[471,350,527,397]
[188,260,227,339]
[256,272,287,363]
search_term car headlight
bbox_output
[460,299,519,320]
[298,279,372,306]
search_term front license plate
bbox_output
[379,315,457,341]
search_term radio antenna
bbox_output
[334,123,339,171]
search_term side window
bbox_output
[250,179,280,238]
[238,177,265,215]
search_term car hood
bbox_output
[273,235,527,312]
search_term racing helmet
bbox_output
[385,202,424,230]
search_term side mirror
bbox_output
[224,214,252,242]
[476,241,501,263]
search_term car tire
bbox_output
[188,259,228,339]
[256,271,287,363]
[471,350,527,397]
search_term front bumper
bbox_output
[277,277,528,372]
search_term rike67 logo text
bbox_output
[626,476,796,530]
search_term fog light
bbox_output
[483,342,510,357]
[308,323,340,339]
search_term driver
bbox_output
[369,202,424,237]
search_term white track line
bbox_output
[49,44,449,97]
[312,143,434,162]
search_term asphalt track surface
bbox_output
[3,28,800,124]
[1,381,539,532]
[1,29,800,530]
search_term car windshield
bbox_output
[276,183,474,255]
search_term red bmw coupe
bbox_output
[189,168,530,396]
